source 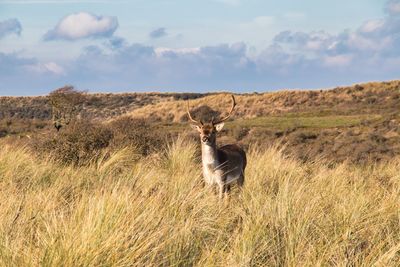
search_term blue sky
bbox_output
[0,0,399,95]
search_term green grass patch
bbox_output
[161,114,382,132]
[232,114,382,130]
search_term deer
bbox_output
[187,95,247,199]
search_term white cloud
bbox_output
[0,18,22,39]
[3,0,400,94]
[27,62,65,75]
[359,19,385,33]
[43,62,65,75]
[155,47,200,56]
[346,33,391,51]
[44,12,118,41]
[324,54,353,67]
[386,0,400,15]
[273,30,335,53]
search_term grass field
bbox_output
[160,114,382,130]
[1,80,400,265]
[1,137,400,266]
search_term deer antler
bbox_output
[186,100,203,125]
[212,95,236,125]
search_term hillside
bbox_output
[0,92,207,120]
[128,80,400,122]
[126,80,400,163]
[1,80,399,121]
[1,80,400,163]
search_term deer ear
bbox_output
[215,122,225,132]
[190,124,201,132]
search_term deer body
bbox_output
[187,95,246,198]
[201,142,246,198]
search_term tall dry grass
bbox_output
[1,137,400,266]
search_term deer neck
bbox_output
[201,142,219,166]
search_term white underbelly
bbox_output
[203,166,241,185]
[203,168,218,185]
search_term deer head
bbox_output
[187,95,236,145]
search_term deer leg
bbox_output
[218,184,224,199]
[224,184,231,193]
[223,184,231,201]
[237,173,245,188]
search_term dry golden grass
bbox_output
[1,137,400,266]
[128,80,400,122]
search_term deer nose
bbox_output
[202,136,209,142]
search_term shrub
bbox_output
[32,121,113,166]
[172,93,206,100]
[109,116,164,156]
[31,117,165,166]
[180,105,221,123]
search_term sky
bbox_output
[0,0,399,95]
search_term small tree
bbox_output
[49,86,86,131]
